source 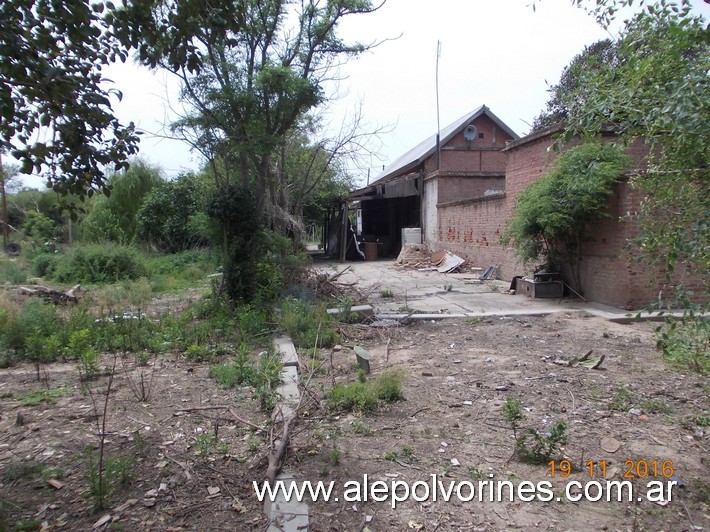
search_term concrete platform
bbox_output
[313,260,678,322]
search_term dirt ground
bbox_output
[0,293,708,530]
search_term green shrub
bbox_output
[209,346,281,413]
[280,297,339,348]
[53,245,147,284]
[0,259,27,285]
[328,371,405,414]
[372,370,405,402]
[329,382,379,413]
[31,253,60,278]
[657,319,709,375]
[515,420,568,464]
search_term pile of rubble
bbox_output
[393,244,433,269]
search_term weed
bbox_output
[328,370,406,414]
[84,447,134,509]
[17,387,70,406]
[640,399,674,414]
[371,369,406,402]
[209,346,257,388]
[105,456,133,485]
[609,384,636,412]
[185,342,212,362]
[319,465,330,477]
[354,367,366,384]
[515,420,568,464]
[443,283,453,292]
[467,466,484,481]
[352,420,372,436]
[330,447,341,466]
[2,461,44,482]
[14,520,43,532]
[489,283,500,293]
[384,445,415,463]
[329,382,378,413]
[380,289,394,298]
[0,259,27,285]
[657,319,709,375]
[280,297,339,348]
[192,433,218,457]
[502,398,525,439]
[466,317,481,326]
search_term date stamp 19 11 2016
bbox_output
[549,459,675,479]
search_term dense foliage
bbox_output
[558,1,709,308]
[504,143,630,290]
[0,0,140,200]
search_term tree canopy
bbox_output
[557,0,708,308]
[530,38,618,133]
[114,0,380,219]
[0,0,141,200]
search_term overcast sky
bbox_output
[22,0,709,189]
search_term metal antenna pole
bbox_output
[436,40,442,170]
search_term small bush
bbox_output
[280,297,339,348]
[515,420,568,464]
[328,382,379,413]
[54,245,147,284]
[657,319,709,375]
[328,371,406,414]
[0,259,27,285]
[372,369,405,402]
[31,253,60,278]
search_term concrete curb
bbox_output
[264,337,309,532]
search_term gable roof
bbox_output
[370,104,519,186]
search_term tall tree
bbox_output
[530,39,618,132]
[113,0,382,219]
[556,0,709,311]
[0,0,140,202]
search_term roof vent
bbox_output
[463,124,478,141]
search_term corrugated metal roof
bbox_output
[369,105,519,186]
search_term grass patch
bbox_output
[17,387,71,406]
[328,369,406,414]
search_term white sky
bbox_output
[19,0,710,189]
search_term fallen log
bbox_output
[19,284,81,305]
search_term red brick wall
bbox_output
[430,131,705,309]
[431,195,520,274]
[437,176,505,203]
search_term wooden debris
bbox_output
[18,284,81,305]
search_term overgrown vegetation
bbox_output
[555,0,709,370]
[328,369,405,414]
[503,142,629,290]
[503,397,568,464]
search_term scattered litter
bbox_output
[485,357,495,363]
[601,437,621,453]
[436,251,466,273]
[46,479,64,490]
[553,349,605,369]
[479,265,497,281]
[450,458,460,467]
[92,515,112,529]
[207,486,221,496]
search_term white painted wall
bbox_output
[422,178,438,247]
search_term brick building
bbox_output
[348,105,701,310]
